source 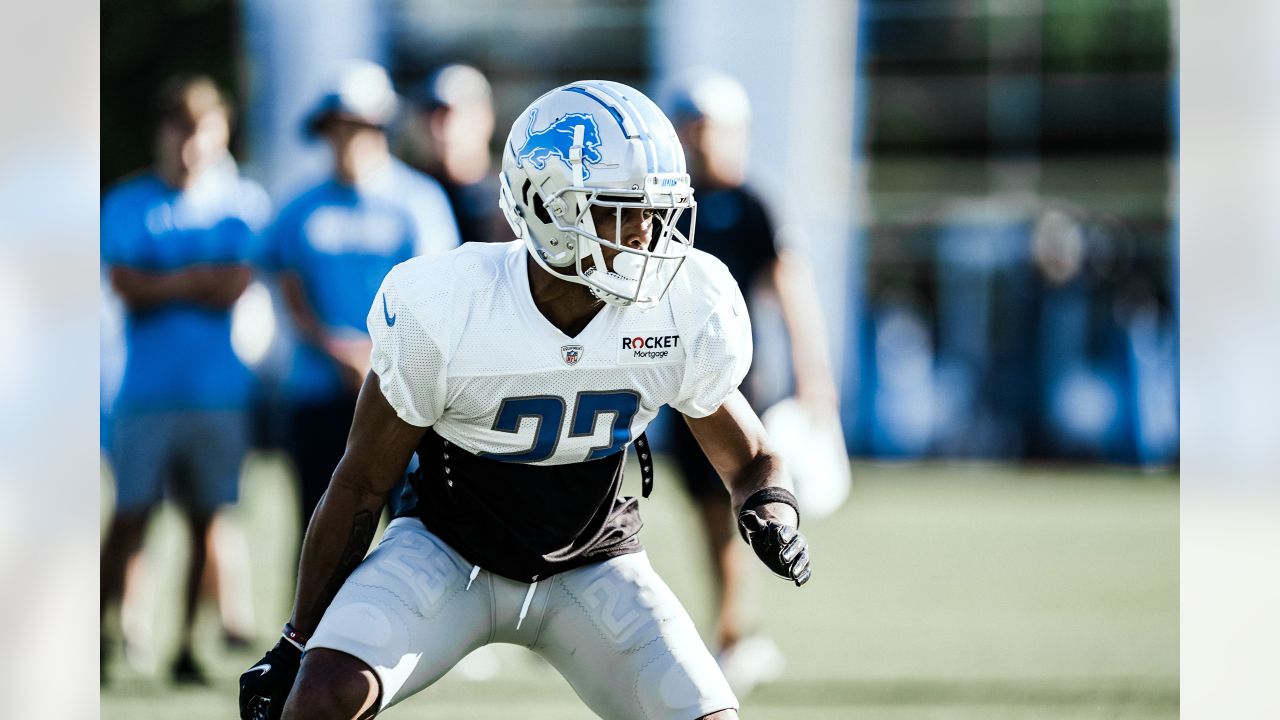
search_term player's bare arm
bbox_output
[683,389,793,518]
[685,390,813,586]
[110,263,252,310]
[290,371,425,633]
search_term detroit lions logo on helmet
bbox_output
[516,110,604,179]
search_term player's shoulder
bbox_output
[664,247,748,333]
[385,241,508,303]
[382,241,511,345]
[682,246,735,281]
[670,247,740,304]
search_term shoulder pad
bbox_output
[668,248,743,332]
[384,243,503,348]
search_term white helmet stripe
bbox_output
[622,87,683,174]
[584,81,658,176]
[564,85,634,136]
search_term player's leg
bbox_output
[533,551,738,720]
[119,547,156,670]
[101,412,171,612]
[283,649,380,720]
[293,517,493,716]
[100,514,150,623]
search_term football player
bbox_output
[240,80,812,720]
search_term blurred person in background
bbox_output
[100,75,271,684]
[1028,205,1178,466]
[665,69,839,693]
[405,63,503,244]
[267,59,459,534]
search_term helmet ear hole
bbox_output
[520,179,553,224]
[530,191,553,225]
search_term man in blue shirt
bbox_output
[269,60,459,530]
[100,75,271,684]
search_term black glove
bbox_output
[239,639,302,720]
[739,509,812,587]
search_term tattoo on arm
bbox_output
[304,509,377,623]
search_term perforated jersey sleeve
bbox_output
[670,261,754,418]
[367,265,449,427]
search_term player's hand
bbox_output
[738,509,812,587]
[238,640,302,720]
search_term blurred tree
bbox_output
[101,0,239,187]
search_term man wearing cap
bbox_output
[267,60,460,531]
[405,63,503,245]
[664,69,841,694]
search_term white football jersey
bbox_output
[368,240,751,465]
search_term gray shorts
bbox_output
[308,518,738,719]
[109,409,249,514]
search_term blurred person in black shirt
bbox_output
[667,69,839,693]
[100,75,269,684]
[406,64,504,244]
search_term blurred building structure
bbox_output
[854,0,1177,464]
[102,0,1180,466]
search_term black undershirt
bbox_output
[396,428,643,582]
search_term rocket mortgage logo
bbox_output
[618,334,682,363]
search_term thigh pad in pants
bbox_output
[307,518,490,710]
[533,552,738,720]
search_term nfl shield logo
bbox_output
[560,345,583,366]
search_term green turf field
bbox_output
[101,456,1178,719]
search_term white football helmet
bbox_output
[499,80,696,309]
